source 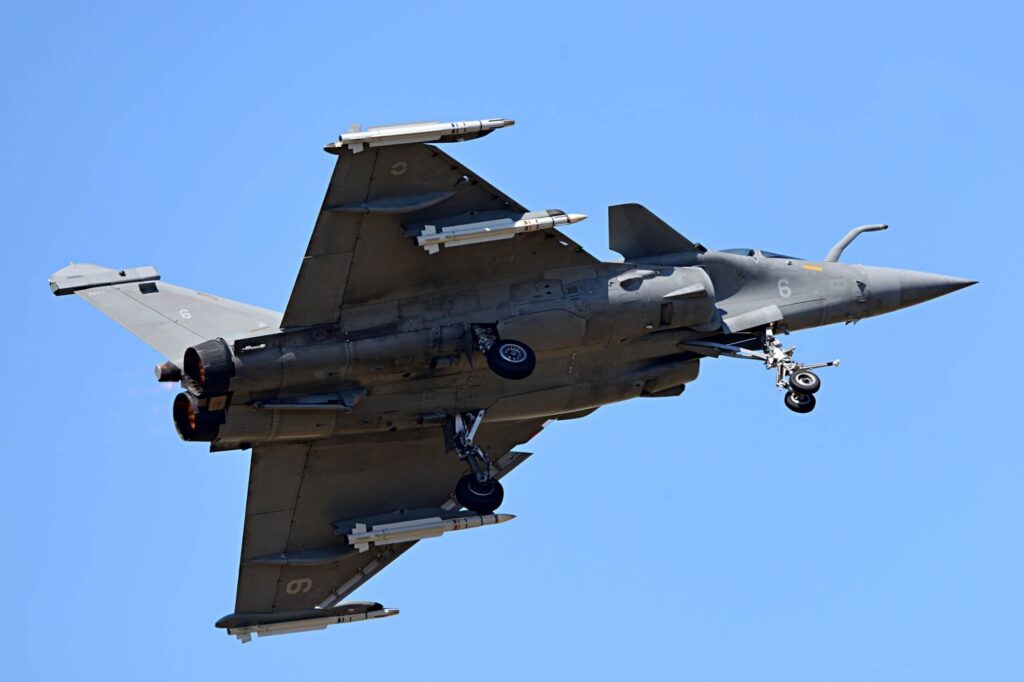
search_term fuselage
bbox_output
[197,247,971,450]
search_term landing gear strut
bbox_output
[451,410,504,513]
[685,325,838,413]
[758,326,837,413]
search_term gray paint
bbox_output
[48,119,976,640]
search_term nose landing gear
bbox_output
[759,326,837,413]
[684,326,838,413]
[756,326,837,413]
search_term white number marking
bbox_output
[777,279,792,298]
[285,578,312,595]
[179,309,192,319]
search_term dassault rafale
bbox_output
[49,118,975,642]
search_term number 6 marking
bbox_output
[778,279,792,298]
[179,309,192,319]
[285,578,312,594]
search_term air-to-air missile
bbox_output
[416,210,588,254]
[217,602,400,643]
[247,511,516,567]
[325,117,515,154]
[345,512,515,552]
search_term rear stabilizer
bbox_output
[49,263,282,361]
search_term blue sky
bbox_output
[2,2,1021,679]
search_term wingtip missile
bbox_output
[219,602,399,643]
[325,117,515,154]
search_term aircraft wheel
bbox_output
[789,369,821,395]
[455,474,504,513]
[784,390,816,414]
[485,339,536,380]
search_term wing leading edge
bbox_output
[282,138,595,328]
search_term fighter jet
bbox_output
[49,118,975,642]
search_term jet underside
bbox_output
[48,117,974,641]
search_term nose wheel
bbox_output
[683,325,838,414]
[789,369,821,394]
[784,388,817,413]
[784,367,821,413]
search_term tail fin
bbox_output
[49,263,281,361]
[608,203,697,261]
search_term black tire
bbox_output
[784,390,817,414]
[789,369,821,395]
[485,339,536,380]
[455,474,504,513]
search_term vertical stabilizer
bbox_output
[49,263,281,361]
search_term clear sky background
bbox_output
[2,2,1021,679]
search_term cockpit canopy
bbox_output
[721,248,803,260]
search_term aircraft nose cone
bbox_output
[860,266,976,317]
[897,271,977,308]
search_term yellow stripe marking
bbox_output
[802,264,824,272]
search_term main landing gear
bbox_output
[451,409,504,513]
[687,325,838,414]
[473,326,536,381]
